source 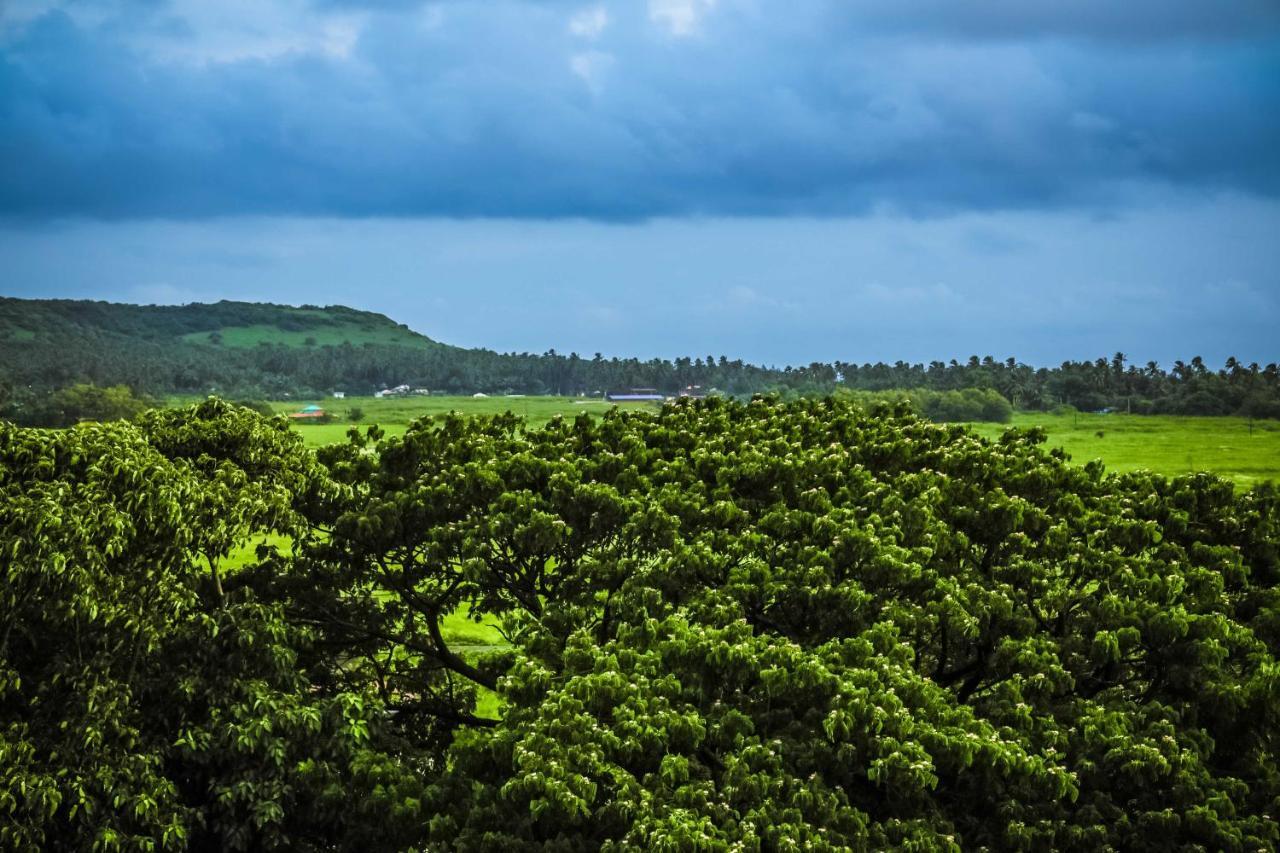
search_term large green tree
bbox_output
[299,398,1280,850]
[0,401,423,851]
[4,396,1279,849]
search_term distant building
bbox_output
[332,391,346,399]
[375,384,412,399]
[679,385,707,399]
[607,388,665,402]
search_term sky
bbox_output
[1,0,1278,365]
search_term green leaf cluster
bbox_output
[4,396,1279,849]
[304,397,1280,850]
[1,400,424,851]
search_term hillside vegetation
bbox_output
[2,298,1278,419]
[3,397,1279,850]
[0,298,440,350]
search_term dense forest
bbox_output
[2,297,1278,419]
[3,397,1278,849]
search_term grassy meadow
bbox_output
[275,394,661,446]
[965,411,1280,488]
[270,396,1280,486]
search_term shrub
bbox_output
[16,383,153,427]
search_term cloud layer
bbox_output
[4,198,1278,365]
[2,0,1277,219]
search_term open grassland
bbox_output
[965,412,1280,487]
[278,394,660,446]
[272,396,1280,486]
[278,398,1280,486]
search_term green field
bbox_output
[278,394,661,446]
[276,398,1280,486]
[966,412,1280,487]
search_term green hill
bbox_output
[3,297,1277,422]
[0,297,789,401]
[0,298,443,351]
[0,296,492,402]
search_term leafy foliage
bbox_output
[837,386,1013,423]
[13,383,154,427]
[0,401,423,851]
[4,396,1279,849]
[302,397,1280,849]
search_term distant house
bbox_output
[375,384,412,399]
[607,388,665,402]
[679,385,707,399]
[332,391,346,399]
[289,405,327,419]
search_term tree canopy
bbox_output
[3,397,1279,849]
[0,401,424,850]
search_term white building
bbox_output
[375,384,412,398]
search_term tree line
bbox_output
[6,341,1279,424]
[2,298,1278,418]
[3,397,1278,849]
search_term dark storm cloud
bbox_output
[0,0,1277,219]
